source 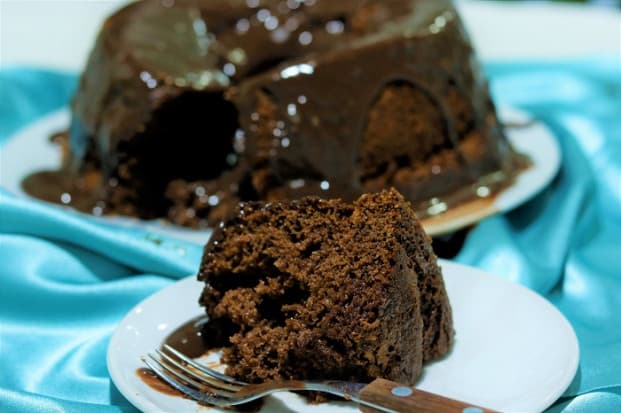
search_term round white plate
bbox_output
[107,260,578,413]
[421,106,561,235]
[0,107,560,241]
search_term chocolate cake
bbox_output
[32,0,523,226]
[198,189,453,384]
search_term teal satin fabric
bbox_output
[1,60,620,412]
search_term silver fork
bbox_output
[142,344,496,413]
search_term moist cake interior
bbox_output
[199,189,453,384]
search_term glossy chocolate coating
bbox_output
[54,0,522,226]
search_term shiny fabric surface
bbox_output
[1,60,620,412]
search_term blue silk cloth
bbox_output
[1,58,620,412]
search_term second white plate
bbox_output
[0,107,560,242]
[107,260,578,413]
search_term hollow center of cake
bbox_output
[142,91,239,181]
[117,92,240,212]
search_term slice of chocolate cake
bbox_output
[198,189,453,385]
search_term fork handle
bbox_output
[359,378,497,413]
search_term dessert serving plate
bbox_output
[0,107,560,242]
[107,260,578,413]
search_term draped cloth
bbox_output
[1,59,620,412]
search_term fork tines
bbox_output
[142,345,245,406]
[142,345,397,413]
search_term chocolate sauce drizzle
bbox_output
[163,315,210,358]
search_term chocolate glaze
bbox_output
[163,315,209,358]
[24,0,527,227]
[136,367,186,397]
[22,170,99,213]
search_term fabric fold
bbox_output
[0,191,202,277]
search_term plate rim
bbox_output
[106,259,579,413]
[0,106,561,239]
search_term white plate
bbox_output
[421,106,561,235]
[107,260,578,413]
[0,107,560,241]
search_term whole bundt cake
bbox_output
[25,0,523,226]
